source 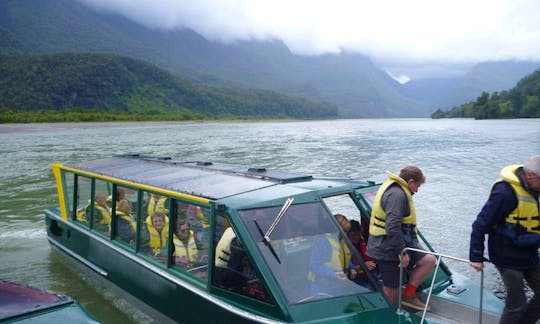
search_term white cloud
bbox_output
[79,0,540,78]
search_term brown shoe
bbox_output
[402,295,430,311]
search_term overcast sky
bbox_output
[79,0,540,82]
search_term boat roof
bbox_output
[64,155,375,201]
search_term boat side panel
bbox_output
[45,212,283,323]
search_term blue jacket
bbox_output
[469,171,539,269]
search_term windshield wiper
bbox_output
[265,197,294,241]
[254,219,281,264]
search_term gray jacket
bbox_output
[366,183,418,261]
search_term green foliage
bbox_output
[0,53,338,122]
[431,69,540,119]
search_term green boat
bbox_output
[0,279,98,323]
[45,154,503,323]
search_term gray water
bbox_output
[0,118,539,323]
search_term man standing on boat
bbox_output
[470,155,540,323]
[366,166,436,311]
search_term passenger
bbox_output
[224,237,267,300]
[146,193,169,217]
[469,156,540,323]
[348,220,378,285]
[115,199,136,245]
[108,187,126,208]
[141,211,169,257]
[173,219,199,267]
[213,226,236,286]
[366,166,436,311]
[88,192,111,235]
[195,207,211,249]
[308,214,353,295]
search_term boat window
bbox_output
[138,190,170,265]
[74,175,92,228]
[322,194,362,224]
[90,179,112,237]
[171,201,210,280]
[212,213,271,303]
[61,171,75,219]
[239,202,374,305]
[112,185,138,249]
[143,192,170,219]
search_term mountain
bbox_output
[0,53,337,119]
[1,0,538,118]
[0,0,428,117]
[434,61,540,110]
[431,69,540,119]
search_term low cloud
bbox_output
[79,0,540,78]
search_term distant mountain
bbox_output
[431,69,540,119]
[435,61,540,110]
[399,77,461,106]
[0,0,428,117]
[0,53,337,119]
[1,0,538,118]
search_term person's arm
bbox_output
[309,238,337,278]
[469,182,517,267]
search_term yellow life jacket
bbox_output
[173,231,199,262]
[309,234,351,281]
[147,195,169,216]
[369,171,417,236]
[94,204,111,225]
[145,215,169,254]
[76,206,88,223]
[196,207,210,229]
[500,165,540,233]
[116,211,136,232]
[215,227,236,267]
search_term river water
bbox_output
[0,118,539,323]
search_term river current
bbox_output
[0,118,539,323]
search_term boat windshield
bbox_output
[238,201,373,305]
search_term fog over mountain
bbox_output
[79,0,540,81]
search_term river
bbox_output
[0,118,539,323]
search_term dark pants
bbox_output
[496,264,540,324]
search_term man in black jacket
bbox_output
[469,155,540,323]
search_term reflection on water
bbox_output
[0,119,538,322]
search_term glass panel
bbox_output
[139,191,169,264]
[212,214,270,303]
[142,192,170,219]
[74,176,92,227]
[62,171,75,219]
[239,202,373,305]
[323,194,362,224]
[171,201,211,280]
[91,179,112,237]
[113,185,138,248]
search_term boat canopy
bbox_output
[64,155,319,200]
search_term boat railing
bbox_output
[397,247,484,324]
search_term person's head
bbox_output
[400,166,426,194]
[334,214,351,233]
[523,155,540,191]
[151,211,166,230]
[348,219,363,244]
[116,188,126,201]
[117,199,132,215]
[95,192,108,206]
[176,219,190,240]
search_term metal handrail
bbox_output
[396,247,484,324]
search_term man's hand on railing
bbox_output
[469,261,484,271]
[399,253,410,268]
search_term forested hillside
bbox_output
[431,69,540,119]
[0,53,337,122]
[0,0,428,117]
